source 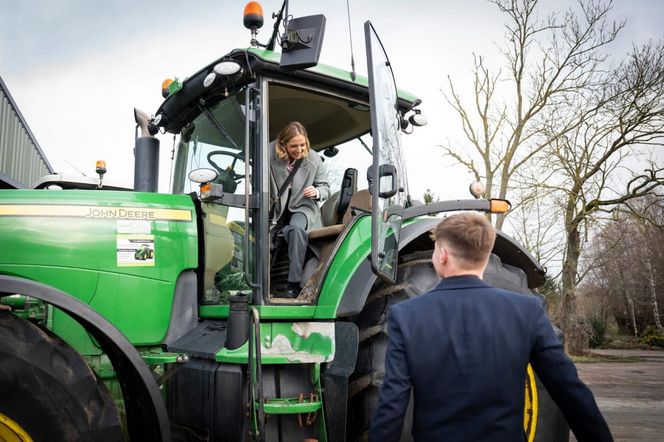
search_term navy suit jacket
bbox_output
[369,275,612,442]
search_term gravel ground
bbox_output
[569,349,664,442]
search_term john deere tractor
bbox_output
[0,2,568,441]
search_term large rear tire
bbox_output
[0,311,123,442]
[346,250,569,442]
[347,251,436,441]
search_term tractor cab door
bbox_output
[365,21,407,283]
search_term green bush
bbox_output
[640,327,664,348]
[589,318,607,348]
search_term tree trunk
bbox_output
[625,290,638,337]
[619,267,639,336]
[494,168,511,231]
[645,256,663,333]
[560,225,590,355]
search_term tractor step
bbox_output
[261,396,321,414]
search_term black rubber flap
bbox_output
[167,320,228,360]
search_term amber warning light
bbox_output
[95,160,107,189]
[162,79,173,98]
[95,160,107,176]
[200,183,212,200]
[489,199,511,214]
[244,1,264,46]
[243,2,264,27]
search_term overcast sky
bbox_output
[1,0,662,200]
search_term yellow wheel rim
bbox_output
[0,412,33,442]
[523,364,539,442]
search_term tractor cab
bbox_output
[154,6,423,308]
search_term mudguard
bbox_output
[336,217,546,317]
[0,275,172,442]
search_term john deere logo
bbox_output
[0,204,192,221]
[86,207,156,220]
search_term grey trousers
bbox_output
[282,211,308,284]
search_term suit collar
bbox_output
[433,275,490,291]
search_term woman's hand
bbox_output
[303,186,318,199]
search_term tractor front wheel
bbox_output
[0,311,123,442]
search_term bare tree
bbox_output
[628,196,664,333]
[506,186,563,272]
[586,220,640,336]
[443,0,622,229]
[583,199,664,336]
[540,42,664,353]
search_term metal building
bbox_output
[0,75,53,188]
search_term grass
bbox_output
[571,354,644,363]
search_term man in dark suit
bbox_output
[369,213,612,442]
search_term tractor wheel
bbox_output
[347,250,437,441]
[346,250,569,442]
[0,311,123,442]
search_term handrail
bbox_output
[248,307,265,441]
[244,87,260,290]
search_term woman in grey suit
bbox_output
[270,121,330,297]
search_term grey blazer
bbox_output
[270,145,330,230]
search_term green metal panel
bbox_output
[0,75,52,186]
[315,216,420,318]
[199,304,318,319]
[0,189,198,353]
[216,321,335,364]
[315,215,373,318]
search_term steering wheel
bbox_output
[207,150,245,181]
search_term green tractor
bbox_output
[0,3,567,441]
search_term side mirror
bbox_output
[279,15,327,70]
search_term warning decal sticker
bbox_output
[117,234,155,267]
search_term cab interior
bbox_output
[266,82,375,302]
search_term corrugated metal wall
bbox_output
[0,75,53,187]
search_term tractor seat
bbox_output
[321,168,357,226]
[309,189,371,241]
[310,168,356,240]
[312,167,357,238]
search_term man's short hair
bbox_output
[430,213,496,267]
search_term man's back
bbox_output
[370,275,610,442]
[384,275,538,440]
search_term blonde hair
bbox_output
[275,121,310,161]
[430,213,496,267]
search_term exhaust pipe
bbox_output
[133,108,159,193]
